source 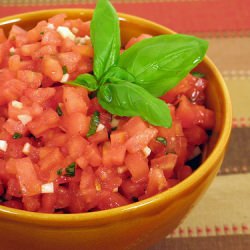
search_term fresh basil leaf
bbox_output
[70,74,98,91]
[65,162,76,177]
[156,136,167,145]
[118,34,208,97]
[87,111,100,137]
[100,66,135,84]
[91,0,121,80]
[98,82,172,128]
[191,72,205,78]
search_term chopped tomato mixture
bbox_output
[0,15,215,213]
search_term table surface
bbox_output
[0,0,250,249]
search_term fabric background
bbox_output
[0,0,249,249]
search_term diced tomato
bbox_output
[6,178,22,197]
[176,95,215,129]
[33,45,58,60]
[17,70,43,89]
[66,135,88,159]
[97,190,129,210]
[84,144,102,167]
[88,128,109,144]
[55,186,71,209]
[126,127,158,153]
[28,108,59,136]
[73,45,94,58]
[125,152,149,183]
[120,179,146,200]
[62,112,90,136]
[40,193,56,213]
[122,116,148,137]
[58,52,81,73]
[15,157,41,196]
[25,87,56,105]
[48,14,67,27]
[41,30,62,47]
[8,54,21,72]
[23,195,40,211]
[125,34,152,49]
[63,86,88,114]
[20,43,41,57]
[79,167,98,209]
[184,125,208,145]
[177,165,193,181]
[41,56,63,82]
[3,118,27,135]
[151,153,177,179]
[96,166,122,192]
[2,200,23,210]
[146,168,168,197]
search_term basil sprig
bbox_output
[90,0,120,80]
[118,34,208,97]
[98,82,171,127]
[66,0,208,128]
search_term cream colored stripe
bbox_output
[206,37,250,72]
[170,174,250,237]
[225,78,250,122]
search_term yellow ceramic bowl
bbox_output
[0,9,232,250]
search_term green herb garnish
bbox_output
[9,52,15,56]
[63,0,208,128]
[191,72,205,78]
[87,111,100,137]
[56,105,63,116]
[57,168,63,176]
[65,163,76,177]
[40,31,44,35]
[12,132,22,139]
[62,65,68,74]
[156,136,167,146]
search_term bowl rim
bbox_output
[0,8,232,226]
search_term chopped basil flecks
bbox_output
[62,65,68,74]
[156,136,167,146]
[87,111,100,137]
[65,163,76,177]
[57,168,63,176]
[191,72,205,78]
[12,132,22,139]
[40,31,44,35]
[56,105,63,116]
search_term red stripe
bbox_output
[0,0,250,34]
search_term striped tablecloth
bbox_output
[1,1,250,249]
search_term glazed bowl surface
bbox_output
[0,9,232,250]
